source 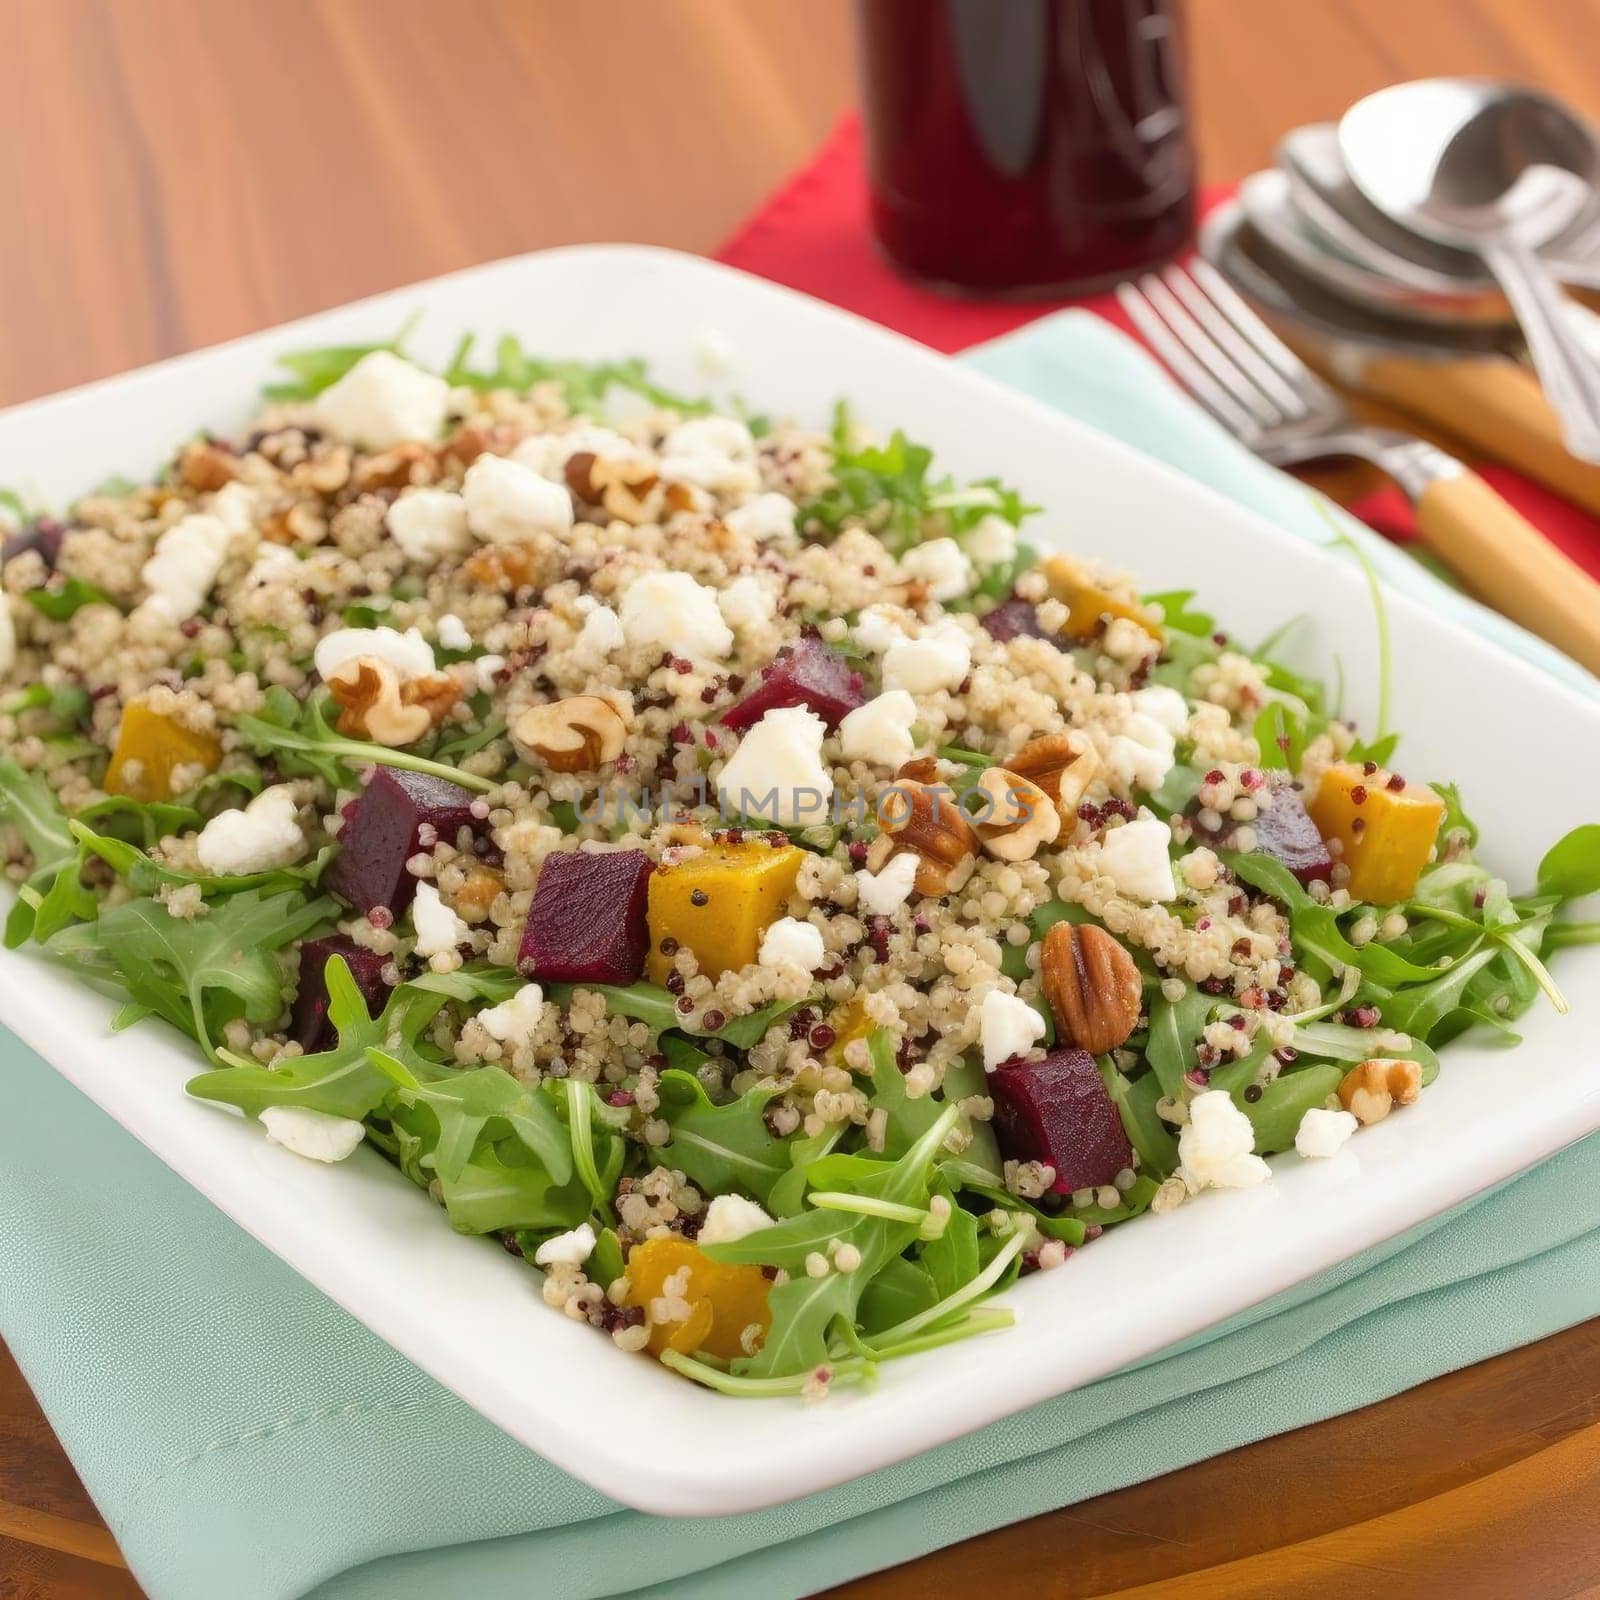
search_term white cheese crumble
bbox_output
[534,1222,597,1268]
[479,983,546,1046]
[838,689,918,767]
[1130,684,1190,735]
[411,881,468,957]
[852,604,909,654]
[1105,711,1177,793]
[724,492,797,542]
[1096,813,1177,903]
[244,543,297,588]
[980,988,1047,1072]
[313,625,436,683]
[194,785,305,875]
[881,626,971,696]
[462,452,575,543]
[139,512,233,623]
[1295,1106,1359,1159]
[717,706,832,826]
[436,613,472,653]
[658,416,759,495]
[388,488,471,563]
[856,849,920,915]
[572,602,625,663]
[966,513,1018,568]
[619,570,733,664]
[901,536,972,601]
[698,1193,776,1246]
[475,655,506,693]
[209,481,260,536]
[717,575,778,632]
[312,351,451,451]
[260,1105,366,1163]
[1178,1090,1271,1192]
[758,916,827,973]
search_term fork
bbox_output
[1116,259,1600,676]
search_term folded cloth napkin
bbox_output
[4,305,1599,1600]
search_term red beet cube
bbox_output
[292,936,391,1052]
[721,635,865,731]
[518,848,654,984]
[980,597,1052,644]
[1250,787,1334,885]
[989,1048,1133,1194]
[328,766,482,915]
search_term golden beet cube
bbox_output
[1307,762,1445,905]
[646,839,804,983]
[623,1235,773,1360]
[104,701,222,802]
[1041,554,1162,644]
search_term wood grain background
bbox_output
[3,2,1600,1596]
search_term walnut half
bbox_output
[1338,1058,1423,1125]
[511,694,630,773]
[1009,733,1101,824]
[327,656,460,746]
[972,766,1060,862]
[867,779,978,897]
[1040,921,1143,1055]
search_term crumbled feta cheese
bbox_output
[717,706,832,826]
[479,982,546,1046]
[717,575,778,632]
[852,604,908,654]
[1177,1090,1271,1191]
[313,625,435,683]
[312,351,451,451]
[411,881,468,957]
[658,416,758,495]
[436,613,472,652]
[0,599,16,676]
[693,326,739,377]
[534,1222,597,1268]
[1295,1106,1359,1159]
[881,626,971,696]
[195,785,305,875]
[1106,711,1178,795]
[1130,684,1190,736]
[244,543,297,588]
[511,426,644,482]
[838,690,918,767]
[758,916,827,972]
[980,988,1047,1071]
[856,849,920,915]
[1096,813,1177,902]
[388,488,471,562]
[698,1193,776,1246]
[209,481,260,537]
[901,536,972,601]
[475,654,506,693]
[572,602,624,663]
[139,513,233,623]
[966,513,1018,568]
[724,492,797,542]
[462,452,575,543]
[260,1105,367,1163]
[618,570,732,664]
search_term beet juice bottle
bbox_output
[854,0,1196,295]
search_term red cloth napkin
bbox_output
[717,116,1600,578]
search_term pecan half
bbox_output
[1040,922,1143,1055]
[1010,733,1101,822]
[973,766,1061,861]
[1338,1058,1423,1125]
[866,779,978,896]
[511,694,630,772]
[327,656,459,746]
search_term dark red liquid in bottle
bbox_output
[855,0,1196,295]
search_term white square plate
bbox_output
[3,247,1598,1517]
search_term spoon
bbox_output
[1341,80,1600,461]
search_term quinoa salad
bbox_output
[2,332,1597,1400]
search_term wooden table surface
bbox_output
[4,2,1600,1596]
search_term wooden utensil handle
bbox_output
[1415,469,1600,674]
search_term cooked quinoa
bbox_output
[0,336,1590,1398]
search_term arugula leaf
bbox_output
[546,980,806,1049]
[262,317,418,401]
[444,336,712,417]
[655,1068,791,1203]
[70,819,334,898]
[187,954,438,1110]
[1144,589,1215,638]
[1146,985,1214,1099]
[1538,824,1600,900]
[24,575,117,620]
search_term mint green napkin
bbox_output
[3,311,1597,1600]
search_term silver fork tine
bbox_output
[1185,257,1330,406]
[1116,279,1260,438]
[1126,273,1286,430]
[1160,262,1312,419]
